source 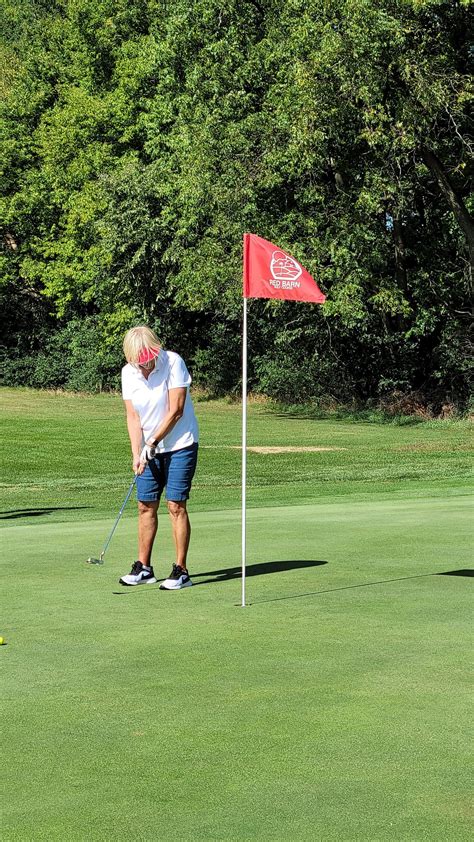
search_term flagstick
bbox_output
[240,233,325,608]
[241,295,248,607]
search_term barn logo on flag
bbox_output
[270,251,303,285]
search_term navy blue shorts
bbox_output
[136,443,198,503]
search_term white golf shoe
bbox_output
[119,561,157,586]
[159,564,193,590]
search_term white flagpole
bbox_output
[241,295,248,607]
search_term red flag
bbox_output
[243,233,326,303]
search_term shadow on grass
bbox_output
[437,569,473,577]
[112,564,473,600]
[250,569,473,605]
[0,506,92,520]
[192,559,328,586]
[112,559,328,594]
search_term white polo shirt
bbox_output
[121,350,199,453]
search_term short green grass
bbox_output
[1,388,472,840]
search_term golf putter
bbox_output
[86,476,137,565]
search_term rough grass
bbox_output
[0,388,472,525]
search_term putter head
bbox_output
[86,555,104,565]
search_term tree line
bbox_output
[1,0,472,411]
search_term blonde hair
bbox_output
[123,325,161,365]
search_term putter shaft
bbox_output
[86,477,136,565]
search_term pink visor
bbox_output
[138,347,160,365]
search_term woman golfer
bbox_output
[119,326,199,590]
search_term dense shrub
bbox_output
[0,318,122,392]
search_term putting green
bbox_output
[2,494,472,840]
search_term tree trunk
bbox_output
[392,216,407,291]
[420,146,474,279]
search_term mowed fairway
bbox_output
[1,389,472,841]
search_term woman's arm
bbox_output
[145,387,187,448]
[124,399,143,474]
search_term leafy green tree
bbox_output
[1,0,472,408]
